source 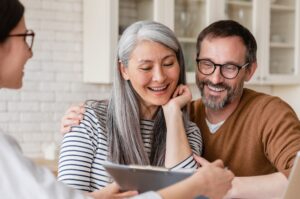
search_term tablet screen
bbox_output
[103,161,207,199]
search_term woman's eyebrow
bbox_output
[162,54,176,61]
[136,54,176,63]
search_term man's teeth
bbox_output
[150,86,167,91]
[208,84,225,92]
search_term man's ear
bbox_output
[119,61,129,80]
[245,61,257,82]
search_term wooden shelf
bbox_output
[227,0,252,7]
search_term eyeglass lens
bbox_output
[25,30,34,50]
[197,59,243,79]
[25,34,34,49]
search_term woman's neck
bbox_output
[140,104,159,120]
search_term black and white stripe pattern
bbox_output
[58,102,202,192]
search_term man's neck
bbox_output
[205,96,241,124]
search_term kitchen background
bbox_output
[0,0,299,160]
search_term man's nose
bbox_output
[209,66,224,84]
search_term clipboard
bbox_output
[102,161,208,199]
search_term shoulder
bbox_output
[188,99,204,122]
[242,88,297,116]
[0,133,22,153]
[188,99,203,110]
[186,121,201,134]
[65,100,109,142]
[83,100,109,124]
[85,100,108,115]
[240,89,299,138]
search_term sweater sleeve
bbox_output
[260,97,300,177]
[58,106,100,191]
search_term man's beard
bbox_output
[196,78,244,110]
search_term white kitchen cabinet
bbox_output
[83,0,154,84]
[224,0,300,85]
[259,0,300,84]
[83,0,300,85]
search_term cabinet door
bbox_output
[224,0,263,84]
[219,0,300,84]
[119,0,154,34]
[83,0,154,83]
[83,0,118,83]
[225,0,254,31]
[173,0,208,83]
[264,0,300,84]
[83,0,300,85]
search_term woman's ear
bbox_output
[119,61,130,80]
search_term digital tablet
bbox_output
[103,161,208,199]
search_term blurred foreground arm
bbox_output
[225,172,288,199]
[87,182,138,199]
[0,133,88,199]
[194,155,288,199]
[158,158,234,199]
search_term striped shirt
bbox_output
[58,102,202,192]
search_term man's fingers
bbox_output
[211,159,225,168]
[66,104,85,115]
[193,154,210,166]
[114,190,139,198]
[60,126,71,134]
[106,182,121,192]
[60,118,80,134]
[65,112,83,120]
[193,155,226,169]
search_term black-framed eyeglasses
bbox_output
[196,58,249,79]
[8,29,35,50]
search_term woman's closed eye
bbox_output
[139,65,152,71]
[163,62,174,67]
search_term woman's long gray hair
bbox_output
[107,21,188,166]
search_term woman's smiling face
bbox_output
[120,40,180,116]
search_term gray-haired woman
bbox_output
[58,20,202,193]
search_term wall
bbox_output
[0,0,112,157]
[0,0,299,158]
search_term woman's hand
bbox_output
[87,182,138,199]
[162,84,192,113]
[60,103,85,134]
[163,84,193,168]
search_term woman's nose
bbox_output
[152,66,166,83]
[28,49,33,59]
